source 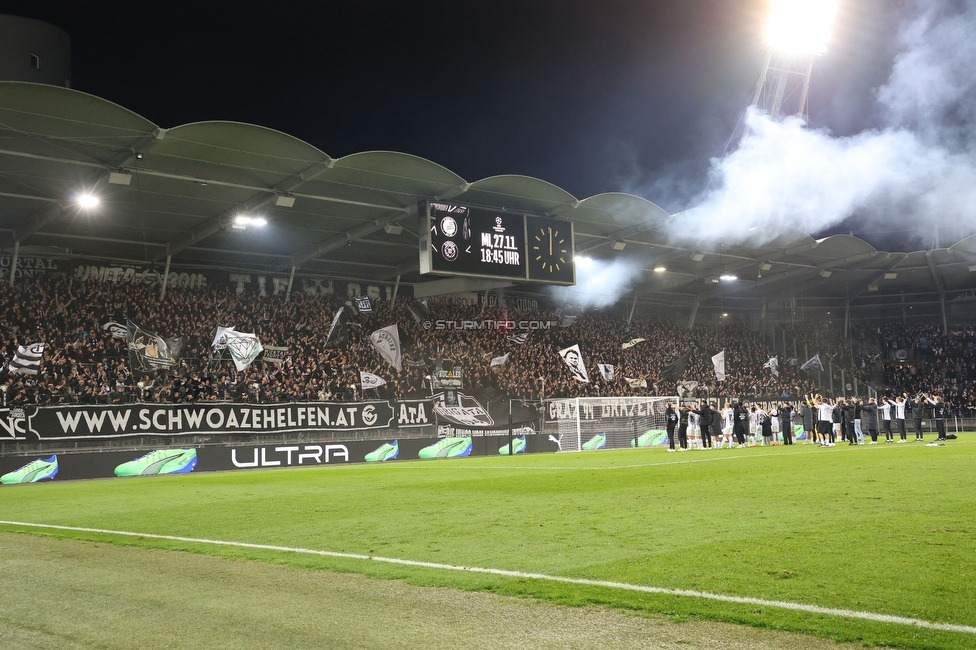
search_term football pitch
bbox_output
[1,437,975,649]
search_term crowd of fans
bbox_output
[0,273,970,414]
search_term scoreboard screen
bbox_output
[419,202,575,286]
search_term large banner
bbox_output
[0,400,435,441]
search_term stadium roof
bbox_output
[1,82,974,315]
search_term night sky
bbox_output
[17,1,898,217]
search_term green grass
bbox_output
[2,439,975,649]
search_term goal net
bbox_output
[543,396,677,452]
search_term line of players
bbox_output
[663,392,949,451]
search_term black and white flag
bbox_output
[712,350,726,382]
[354,296,373,314]
[763,356,779,377]
[625,377,647,389]
[262,345,288,365]
[325,307,350,348]
[558,344,590,383]
[489,353,510,367]
[127,321,183,374]
[10,343,44,375]
[800,354,824,372]
[506,332,528,345]
[410,301,430,324]
[369,324,402,371]
[212,326,236,350]
[597,363,615,382]
[621,338,646,350]
[360,371,387,390]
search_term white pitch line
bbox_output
[1,519,973,636]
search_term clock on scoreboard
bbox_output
[419,202,575,286]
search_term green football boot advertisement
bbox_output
[498,435,526,455]
[1,455,59,484]
[365,440,399,462]
[114,449,198,476]
[418,437,472,459]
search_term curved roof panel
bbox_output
[459,175,578,215]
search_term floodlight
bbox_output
[969,265,976,273]
[76,193,99,209]
[275,194,296,208]
[612,241,627,251]
[108,171,132,185]
[232,215,267,229]
[765,0,838,57]
[819,269,832,278]
[759,262,773,271]
[691,253,705,262]
[575,256,592,266]
[653,266,666,273]
[884,272,897,280]
[719,274,738,281]
[384,222,404,235]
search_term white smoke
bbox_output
[551,256,644,309]
[671,1,976,246]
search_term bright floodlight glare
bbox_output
[76,193,99,209]
[653,266,666,273]
[720,274,738,281]
[575,256,592,266]
[765,0,838,57]
[233,215,267,229]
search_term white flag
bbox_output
[800,354,824,372]
[212,326,236,350]
[712,350,726,382]
[506,332,528,345]
[597,363,615,381]
[10,343,44,375]
[224,331,263,371]
[763,356,780,377]
[558,344,589,383]
[359,371,387,390]
[621,338,646,350]
[490,353,510,367]
[625,377,647,389]
[369,324,402,371]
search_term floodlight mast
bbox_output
[746,0,838,130]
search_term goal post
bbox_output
[542,396,678,452]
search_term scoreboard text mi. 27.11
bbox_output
[420,201,575,286]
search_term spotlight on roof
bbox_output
[691,253,705,262]
[653,266,666,273]
[819,269,832,278]
[868,283,879,292]
[765,0,838,57]
[76,193,100,209]
[759,262,773,271]
[575,256,593,266]
[275,194,296,208]
[722,313,729,318]
[969,265,976,273]
[384,222,404,235]
[884,272,897,280]
[612,241,626,251]
[108,171,132,186]
[719,274,738,282]
[232,215,267,229]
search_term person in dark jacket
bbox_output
[909,394,925,441]
[863,398,879,443]
[842,399,856,445]
[853,399,864,444]
[925,394,947,441]
[695,402,713,448]
[801,401,814,444]
[677,404,690,450]
[733,402,747,447]
[665,402,678,452]
[779,403,794,445]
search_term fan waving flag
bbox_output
[224,331,263,371]
[712,350,726,382]
[597,363,615,381]
[800,354,824,372]
[369,324,402,371]
[126,321,183,374]
[558,344,590,383]
[763,356,780,377]
[325,306,351,349]
[506,332,528,345]
[621,338,646,350]
[660,349,691,382]
[360,371,387,390]
[489,353,509,367]
[211,326,236,350]
[10,343,44,375]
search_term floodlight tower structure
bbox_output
[746,0,838,127]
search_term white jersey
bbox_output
[723,408,734,428]
[892,400,906,419]
[880,402,892,421]
[688,411,700,430]
[817,403,834,422]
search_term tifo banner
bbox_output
[432,389,539,429]
[0,400,439,441]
